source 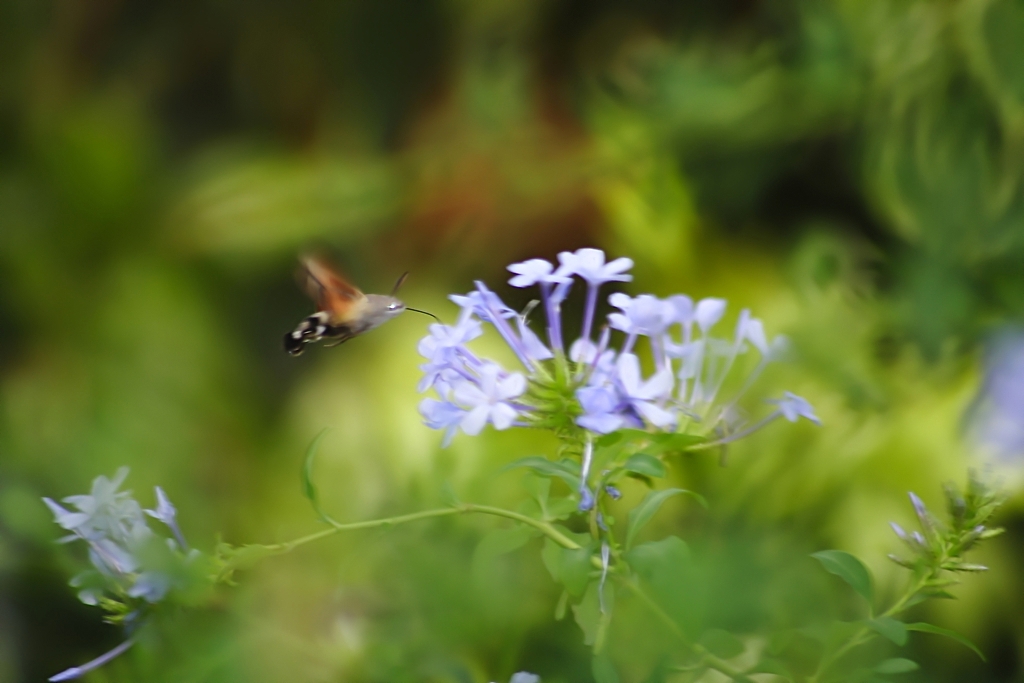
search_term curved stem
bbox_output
[261,503,583,557]
[807,573,932,683]
[49,637,136,681]
[617,576,749,680]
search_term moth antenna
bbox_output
[390,271,410,297]
[406,307,441,323]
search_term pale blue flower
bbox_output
[608,294,676,338]
[418,398,466,447]
[417,248,818,451]
[615,353,676,429]
[576,384,628,434]
[516,315,554,362]
[556,248,633,344]
[145,487,188,551]
[554,248,633,286]
[43,470,191,606]
[694,297,727,334]
[508,258,569,288]
[969,329,1024,459]
[769,392,821,425]
[508,258,572,352]
[452,363,527,435]
[508,674,541,683]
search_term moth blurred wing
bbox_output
[300,256,368,325]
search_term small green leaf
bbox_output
[541,537,594,596]
[596,432,625,448]
[541,538,562,583]
[626,488,706,550]
[699,629,745,659]
[475,526,534,559]
[874,658,919,674]
[439,481,460,508]
[592,653,621,683]
[906,623,986,661]
[560,545,596,597]
[555,590,569,620]
[504,456,581,490]
[868,617,908,646]
[811,550,874,604]
[646,432,706,454]
[625,536,690,578]
[573,582,602,646]
[300,429,334,524]
[624,454,667,478]
[471,527,536,583]
[523,473,551,508]
[753,656,793,680]
[545,496,578,521]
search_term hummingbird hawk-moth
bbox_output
[284,256,436,356]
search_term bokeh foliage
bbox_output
[1,0,1023,681]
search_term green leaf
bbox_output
[906,623,986,661]
[545,496,579,521]
[624,536,692,629]
[473,526,535,564]
[624,454,667,478]
[868,617,908,646]
[625,536,690,578]
[753,657,793,680]
[523,473,551,508]
[874,658,919,674]
[300,429,334,524]
[592,653,621,683]
[440,481,460,508]
[555,590,569,620]
[596,431,625,448]
[505,456,581,490]
[626,488,705,550]
[541,537,595,596]
[811,550,874,604]
[646,432,706,454]
[572,582,602,646]
[699,629,745,659]
[560,545,596,597]
[541,537,562,583]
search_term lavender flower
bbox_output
[968,328,1024,461]
[43,470,192,606]
[453,363,528,435]
[418,249,819,448]
[44,470,197,681]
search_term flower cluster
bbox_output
[44,467,191,609]
[43,469,200,681]
[888,473,1004,580]
[418,248,818,446]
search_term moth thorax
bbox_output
[362,294,406,330]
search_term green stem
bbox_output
[260,503,583,557]
[617,576,749,681]
[806,573,933,683]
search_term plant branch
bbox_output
[263,503,583,556]
[617,575,750,681]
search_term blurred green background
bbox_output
[1,0,1023,681]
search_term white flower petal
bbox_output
[461,406,491,435]
[694,298,727,333]
[490,403,518,430]
[615,353,642,394]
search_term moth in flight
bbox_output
[284,255,436,356]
